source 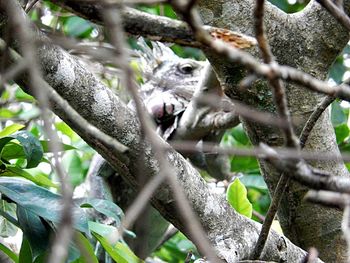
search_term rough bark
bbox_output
[0,3,316,261]
[197,0,350,261]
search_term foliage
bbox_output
[226,178,253,218]
[153,232,198,263]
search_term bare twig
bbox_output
[169,140,348,163]
[102,3,222,261]
[47,1,350,101]
[0,54,29,88]
[155,225,179,250]
[317,0,350,31]
[305,190,350,208]
[25,0,40,12]
[259,143,350,194]
[1,43,130,170]
[1,2,74,263]
[300,96,335,148]
[252,0,299,258]
[43,79,130,159]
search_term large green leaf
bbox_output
[0,177,89,233]
[226,178,253,218]
[93,233,141,263]
[17,206,49,259]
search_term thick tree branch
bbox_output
[196,0,350,261]
[50,0,255,49]
[0,4,315,262]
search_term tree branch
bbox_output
[0,4,315,262]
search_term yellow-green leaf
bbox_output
[226,178,253,218]
[0,124,25,138]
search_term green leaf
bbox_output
[329,57,347,84]
[240,175,267,191]
[0,177,89,233]
[55,122,80,141]
[62,151,85,187]
[17,206,49,259]
[0,124,25,137]
[19,238,32,263]
[0,242,19,263]
[79,198,123,226]
[88,222,119,244]
[17,108,40,121]
[0,108,19,118]
[2,141,75,162]
[13,131,43,169]
[335,123,349,144]
[226,178,253,218]
[231,156,260,173]
[40,141,76,152]
[153,232,196,262]
[15,87,34,101]
[93,233,142,263]
[74,232,99,263]
[2,165,58,188]
[0,131,44,169]
[331,101,347,126]
[231,125,249,145]
[63,16,94,38]
[0,200,19,236]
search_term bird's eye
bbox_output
[178,63,195,74]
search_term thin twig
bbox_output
[48,2,350,101]
[154,225,179,250]
[254,95,334,258]
[300,96,335,148]
[25,0,40,13]
[169,140,349,162]
[102,3,222,262]
[317,0,350,31]
[305,190,350,209]
[253,0,299,258]
[2,2,74,263]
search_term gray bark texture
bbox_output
[1,0,349,261]
[198,0,350,261]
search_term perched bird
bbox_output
[135,39,238,180]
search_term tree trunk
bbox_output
[198,0,350,261]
